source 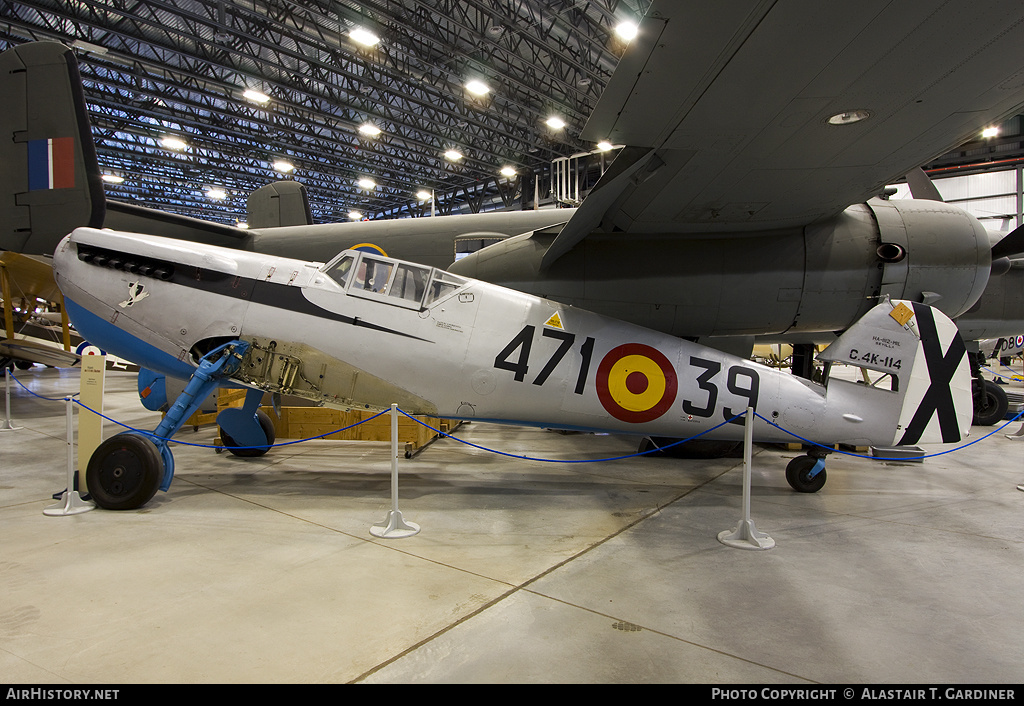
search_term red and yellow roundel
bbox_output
[596,343,677,423]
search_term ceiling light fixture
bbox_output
[160,136,187,150]
[444,149,463,161]
[827,109,871,126]
[357,178,376,190]
[500,166,516,177]
[597,141,613,151]
[546,116,566,130]
[101,174,124,184]
[465,79,490,96]
[359,123,382,137]
[349,27,380,47]
[273,160,294,172]
[416,190,432,201]
[982,126,1000,138]
[70,40,108,56]
[615,22,638,41]
[206,188,226,200]
[243,88,270,104]
[348,211,363,220]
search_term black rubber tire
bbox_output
[86,432,163,510]
[786,455,827,493]
[973,379,1008,426]
[220,409,276,458]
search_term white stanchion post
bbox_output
[1,368,23,431]
[718,407,774,550]
[370,404,420,538]
[43,397,94,516]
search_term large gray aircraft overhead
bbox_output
[3,2,1024,423]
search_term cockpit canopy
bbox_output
[321,250,467,310]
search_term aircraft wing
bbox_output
[547,0,1024,260]
[1,249,80,367]
[0,250,62,303]
[0,336,80,368]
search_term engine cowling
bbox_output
[449,198,992,339]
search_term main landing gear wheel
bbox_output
[972,379,1008,426]
[219,409,276,458]
[786,455,827,493]
[86,432,164,510]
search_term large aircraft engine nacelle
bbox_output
[796,198,991,333]
[452,199,993,340]
[866,198,990,319]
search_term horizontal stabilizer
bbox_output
[990,223,1024,261]
[105,201,249,246]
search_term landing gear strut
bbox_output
[87,340,259,510]
[785,448,830,493]
[969,351,1008,426]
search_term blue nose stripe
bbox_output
[63,297,196,380]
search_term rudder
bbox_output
[819,299,972,445]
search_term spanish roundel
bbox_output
[596,343,677,423]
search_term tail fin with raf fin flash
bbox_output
[819,298,972,446]
[0,41,250,255]
[0,41,105,255]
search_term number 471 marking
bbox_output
[494,325,595,395]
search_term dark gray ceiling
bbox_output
[1,0,1020,227]
[1,0,651,224]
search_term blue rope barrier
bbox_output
[8,370,1024,463]
[396,408,748,463]
[8,372,79,402]
[981,365,1024,382]
[753,409,1024,462]
[69,397,389,450]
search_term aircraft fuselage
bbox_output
[54,228,971,450]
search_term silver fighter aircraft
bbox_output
[54,227,972,510]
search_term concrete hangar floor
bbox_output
[1,365,1023,685]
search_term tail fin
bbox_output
[246,181,313,228]
[0,41,105,255]
[819,299,972,445]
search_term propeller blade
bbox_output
[991,223,1024,260]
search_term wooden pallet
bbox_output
[188,389,458,457]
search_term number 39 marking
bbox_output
[681,356,759,424]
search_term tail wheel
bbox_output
[86,432,163,510]
[786,456,827,493]
[220,409,276,458]
[972,379,1008,426]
